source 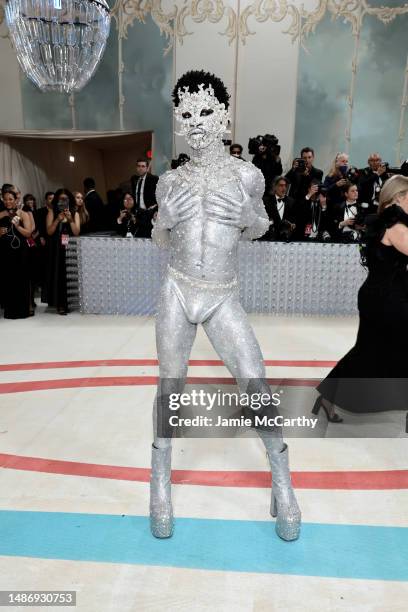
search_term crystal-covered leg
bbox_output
[149,444,174,538]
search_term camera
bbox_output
[294,158,306,172]
[310,181,327,197]
[384,160,408,176]
[171,153,190,170]
[123,209,135,221]
[346,166,360,182]
[58,201,68,212]
[248,134,281,157]
[353,207,367,227]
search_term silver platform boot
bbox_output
[149,444,174,538]
[264,441,301,541]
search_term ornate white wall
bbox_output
[172,0,301,169]
[1,1,407,174]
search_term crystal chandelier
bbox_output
[5,0,111,93]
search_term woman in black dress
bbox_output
[22,193,41,311]
[73,191,91,234]
[314,175,408,428]
[46,189,80,315]
[0,189,34,319]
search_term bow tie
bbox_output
[277,198,285,204]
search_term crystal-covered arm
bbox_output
[151,171,173,249]
[240,165,270,241]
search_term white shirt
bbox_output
[276,197,285,220]
[342,201,357,232]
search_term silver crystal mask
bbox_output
[174,83,230,150]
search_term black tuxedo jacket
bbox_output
[35,206,49,239]
[285,166,323,201]
[84,190,105,232]
[130,173,159,211]
[330,201,362,241]
[358,169,390,213]
[296,197,331,240]
[262,194,297,240]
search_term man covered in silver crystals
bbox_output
[150,71,301,541]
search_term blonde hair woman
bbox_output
[315,175,408,431]
[323,152,351,205]
[73,191,90,234]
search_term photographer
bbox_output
[250,134,282,194]
[285,147,323,201]
[262,176,297,241]
[116,192,141,237]
[358,153,391,215]
[323,153,360,205]
[46,189,80,315]
[330,182,364,243]
[229,144,246,161]
[0,188,33,319]
[296,182,331,242]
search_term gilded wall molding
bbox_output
[176,0,237,47]
[2,0,408,49]
[112,1,236,53]
[239,1,300,44]
[111,1,408,53]
[305,1,408,36]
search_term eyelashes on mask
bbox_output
[181,109,214,119]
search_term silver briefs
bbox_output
[166,265,238,325]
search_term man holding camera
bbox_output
[285,147,323,202]
[250,134,282,195]
[296,181,331,241]
[358,153,391,214]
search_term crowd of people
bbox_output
[0,159,158,319]
[230,143,405,244]
[1,143,405,320]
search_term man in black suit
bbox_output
[296,182,331,241]
[130,159,159,238]
[83,177,105,232]
[285,147,323,201]
[358,152,390,216]
[262,176,297,241]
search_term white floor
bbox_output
[0,305,407,611]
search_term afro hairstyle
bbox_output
[172,70,230,109]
